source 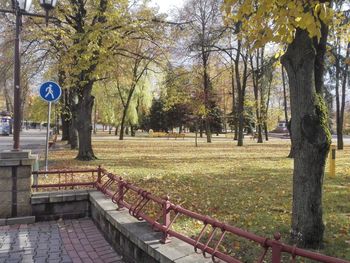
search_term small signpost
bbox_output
[39,81,62,171]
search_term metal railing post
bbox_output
[271,233,282,263]
[97,165,102,184]
[160,196,171,244]
[32,171,38,191]
[117,178,124,210]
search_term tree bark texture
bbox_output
[339,42,349,149]
[235,41,248,147]
[119,92,132,140]
[60,89,70,141]
[282,66,294,158]
[202,50,212,143]
[75,85,97,160]
[335,41,349,150]
[335,43,342,150]
[231,63,238,141]
[250,49,264,143]
[281,29,331,248]
[237,93,244,146]
[263,122,268,141]
[68,90,78,150]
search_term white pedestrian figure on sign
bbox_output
[45,84,54,99]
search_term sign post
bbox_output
[39,81,62,171]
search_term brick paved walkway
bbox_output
[0,218,124,263]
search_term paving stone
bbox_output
[5,259,21,263]
[32,256,47,263]
[0,219,124,263]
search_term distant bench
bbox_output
[149,132,185,140]
[151,132,167,137]
[166,132,185,140]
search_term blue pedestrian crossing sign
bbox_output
[39,81,62,102]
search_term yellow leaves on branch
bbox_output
[223,0,335,48]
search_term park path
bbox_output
[0,218,124,263]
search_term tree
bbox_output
[114,41,159,140]
[249,47,276,143]
[180,0,224,143]
[162,65,194,132]
[259,57,275,141]
[234,39,249,146]
[37,0,163,159]
[224,0,335,248]
[327,1,350,150]
[148,98,168,132]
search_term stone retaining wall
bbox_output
[31,190,90,221]
[30,190,209,263]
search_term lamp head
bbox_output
[39,0,58,10]
[16,0,33,12]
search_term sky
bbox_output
[150,0,185,14]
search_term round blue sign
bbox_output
[39,81,62,102]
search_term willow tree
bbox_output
[114,42,160,140]
[224,0,335,248]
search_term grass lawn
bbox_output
[47,134,350,261]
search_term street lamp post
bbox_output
[0,0,58,150]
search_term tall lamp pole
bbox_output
[0,0,58,150]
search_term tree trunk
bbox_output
[237,96,244,146]
[231,61,238,141]
[234,124,238,140]
[282,66,289,125]
[281,29,331,249]
[119,107,127,140]
[335,43,342,150]
[250,50,263,143]
[68,91,78,149]
[130,122,135,137]
[263,122,268,141]
[234,40,247,146]
[60,89,70,141]
[114,125,119,136]
[339,42,349,150]
[287,119,295,158]
[61,110,70,140]
[93,101,97,135]
[201,41,212,143]
[282,66,294,158]
[75,86,97,160]
[69,119,78,149]
[262,74,272,142]
[336,42,349,150]
[205,118,212,143]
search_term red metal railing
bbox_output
[31,168,99,191]
[32,167,349,263]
